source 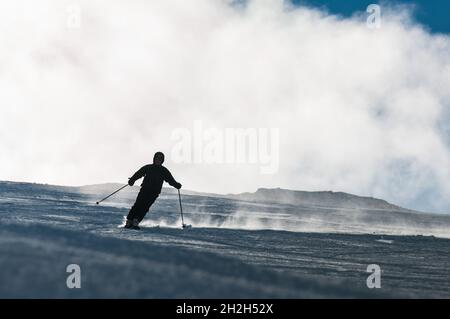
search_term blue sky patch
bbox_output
[291,0,450,34]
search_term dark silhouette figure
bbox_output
[125,152,181,229]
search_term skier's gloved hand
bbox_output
[128,179,135,186]
[175,183,182,189]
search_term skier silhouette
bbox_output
[125,152,181,229]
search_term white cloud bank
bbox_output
[0,0,449,213]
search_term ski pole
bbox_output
[96,184,128,205]
[178,189,186,228]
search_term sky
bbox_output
[0,0,449,214]
[294,0,450,34]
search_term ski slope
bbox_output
[1,181,450,298]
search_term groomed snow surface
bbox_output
[1,181,450,298]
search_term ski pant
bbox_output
[127,189,159,222]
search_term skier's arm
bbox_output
[128,166,148,186]
[164,169,182,189]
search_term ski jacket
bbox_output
[129,164,180,194]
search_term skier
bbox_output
[125,152,182,229]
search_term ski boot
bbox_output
[130,218,141,230]
[124,219,133,229]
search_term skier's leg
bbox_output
[127,190,147,222]
[136,193,159,223]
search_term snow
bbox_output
[1,181,450,298]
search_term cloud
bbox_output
[0,0,449,213]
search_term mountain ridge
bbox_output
[228,187,408,212]
[1,180,417,213]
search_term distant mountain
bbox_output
[227,188,408,212]
[1,180,411,213]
